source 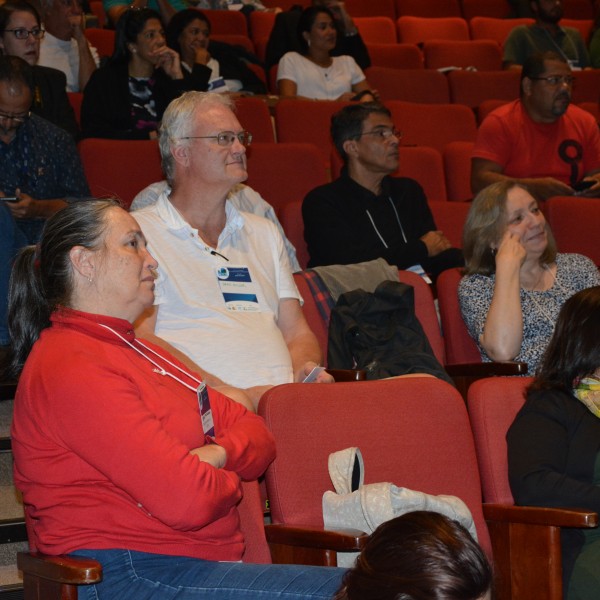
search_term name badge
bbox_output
[216,266,261,312]
[197,383,215,437]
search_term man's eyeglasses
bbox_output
[356,127,402,141]
[2,27,45,40]
[179,130,253,147]
[0,110,31,124]
[530,75,575,86]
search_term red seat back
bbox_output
[78,138,163,209]
[443,140,475,202]
[437,267,484,364]
[245,143,328,215]
[387,100,478,153]
[545,195,600,266]
[366,42,424,69]
[423,40,503,71]
[365,67,449,103]
[259,377,492,559]
[397,16,469,44]
[467,377,533,504]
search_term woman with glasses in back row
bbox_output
[0,0,78,137]
[81,7,210,139]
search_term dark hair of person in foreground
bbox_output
[333,511,493,600]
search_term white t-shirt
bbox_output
[277,51,365,100]
[38,31,100,92]
[133,192,301,388]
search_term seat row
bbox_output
[74,135,600,270]
[14,368,594,600]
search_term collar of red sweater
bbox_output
[50,307,136,345]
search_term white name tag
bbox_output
[216,266,261,312]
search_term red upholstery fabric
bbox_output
[423,40,503,71]
[238,481,272,563]
[469,16,534,45]
[429,201,470,248]
[245,143,328,214]
[235,97,274,143]
[478,98,509,124]
[366,42,424,69]
[467,377,533,504]
[78,138,163,209]
[545,196,600,266]
[210,33,255,54]
[448,69,521,108]
[443,141,475,202]
[274,99,351,168]
[561,0,594,19]
[199,9,248,35]
[395,0,461,17]
[397,16,469,44]
[67,92,83,128]
[354,16,397,43]
[437,267,484,364]
[461,0,511,19]
[259,378,492,559]
[570,69,600,104]
[387,100,478,153]
[85,28,115,59]
[282,202,308,270]
[88,1,107,28]
[249,11,276,45]
[345,0,396,19]
[365,67,449,103]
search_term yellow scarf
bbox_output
[573,376,600,418]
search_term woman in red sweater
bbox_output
[7,199,345,599]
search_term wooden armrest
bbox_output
[483,503,598,528]
[17,552,102,585]
[445,362,528,377]
[326,369,367,382]
[265,523,369,551]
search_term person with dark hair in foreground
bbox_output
[508,286,600,599]
[334,511,492,600]
[8,199,345,599]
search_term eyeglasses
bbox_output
[2,27,45,40]
[356,127,402,141]
[0,110,31,124]
[179,130,253,147]
[530,75,575,86]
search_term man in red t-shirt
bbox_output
[472,51,600,200]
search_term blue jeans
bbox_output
[73,549,346,600]
[0,204,28,346]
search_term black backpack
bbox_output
[327,280,452,385]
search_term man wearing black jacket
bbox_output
[302,103,463,281]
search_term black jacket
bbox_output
[302,170,463,279]
[31,65,78,139]
[81,61,211,139]
[508,387,600,587]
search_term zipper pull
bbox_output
[152,368,167,376]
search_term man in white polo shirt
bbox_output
[134,92,331,407]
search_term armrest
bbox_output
[265,523,369,551]
[17,552,102,585]
[483,503,598,528]
[326,369,367,382]
[445,362,528,377]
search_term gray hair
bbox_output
[159,92,234,187]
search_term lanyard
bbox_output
[98,324,215,437]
